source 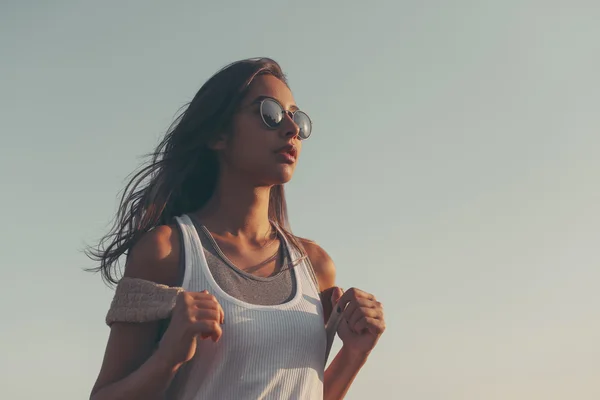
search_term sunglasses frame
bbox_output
[258,97,312,140]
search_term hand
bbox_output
[156,290,224,369]
[331,287,385,357]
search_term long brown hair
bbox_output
[87,58,306,286]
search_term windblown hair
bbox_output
[86,58,306,286]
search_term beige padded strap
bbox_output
[105,277,184,326]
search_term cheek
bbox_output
[226,128,267,166]
[231,115,280,156]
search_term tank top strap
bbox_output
[175,214,210,292]
[272,222,321,299]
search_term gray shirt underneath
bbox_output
[176,218,297,306]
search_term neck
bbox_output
[194,174,274,241]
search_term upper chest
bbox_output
[206,235,287,278]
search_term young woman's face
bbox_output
[217,74,305,186]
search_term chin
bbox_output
[271,172,294,185]
[264,165,295,185]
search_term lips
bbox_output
[274,144,297,163]
[275,144,297,158]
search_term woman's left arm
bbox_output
[324,287,385,399]
[302,241,386,400]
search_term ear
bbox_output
[208,132,228,151]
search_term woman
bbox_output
[88,58,385,399]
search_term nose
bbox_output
[280,111,300,139]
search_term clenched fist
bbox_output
[156,290,224,368]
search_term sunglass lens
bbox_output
[261,99,283,128]
[294,111,312,140]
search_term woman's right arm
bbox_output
[90,332,181,400]
[90,225,224,400]
[89,225,180,400]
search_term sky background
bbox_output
[1,1,599,399]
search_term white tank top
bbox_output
[167,214,327,400]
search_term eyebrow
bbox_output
[250,95,299,112]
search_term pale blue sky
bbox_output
[1,1,599,399]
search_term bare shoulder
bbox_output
[300,238,336,292]
[124,224,181,286]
